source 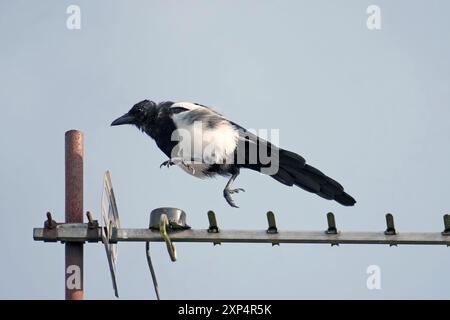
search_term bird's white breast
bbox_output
[170,102,238,168]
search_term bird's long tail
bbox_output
[270,149,356,206]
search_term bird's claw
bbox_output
[160,160,175,168]
[160,158,196,175]
[223,188,245,208]
[229,188,245,194]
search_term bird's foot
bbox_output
[223,188,245,208]
[159,157,186,169]
[160,158,196,175]
[159,160,175,168]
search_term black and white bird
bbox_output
[111,100,356,208]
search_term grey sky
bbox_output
[1,0,450,299]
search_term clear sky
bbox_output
[1,0,450,299]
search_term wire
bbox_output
[145,241,161,300]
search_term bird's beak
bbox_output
[111,113,135,126]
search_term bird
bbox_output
[111,100,356,208]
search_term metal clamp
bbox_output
[266,211,278,234]
[86,211,101,243]
[442,214,450,236]
[266,211,279,246]
[159,214,177,262]
[325,212,338,234]
[45,212,56,229]
[384,213,397,247]
[207,211,219,233]
[43,212,59,242]
[207,210,221,246]
[325,212,339,246]
[384,213,396,235]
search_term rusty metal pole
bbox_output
[65,130,84,300]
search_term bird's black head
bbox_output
[111,100,156,129]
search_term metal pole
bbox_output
[65,130,84,300]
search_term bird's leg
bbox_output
[223,169,245,208]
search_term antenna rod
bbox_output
[65,130,84,300]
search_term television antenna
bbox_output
[32,130,450,299]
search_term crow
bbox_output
[111,100,356,208]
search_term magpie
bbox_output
[111,100,356,208]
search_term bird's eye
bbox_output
[131,107,141,115]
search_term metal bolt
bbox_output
[46,212,54,229]
[86,211,93,224]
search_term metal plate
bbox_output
[149,207,190,230]
[101,171,120,297]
